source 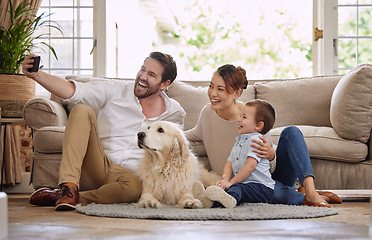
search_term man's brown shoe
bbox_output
[55,185,80,211]
[29,188,61,206]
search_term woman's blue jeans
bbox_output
[271,126,314,205]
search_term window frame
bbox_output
[37,0,105,77]
[313,0,372,75]
[94,0,106,77]
[313,0,338,76]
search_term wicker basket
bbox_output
[0,73,35,118]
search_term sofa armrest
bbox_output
[23,98,68,131]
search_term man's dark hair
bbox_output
[147,52,177,84]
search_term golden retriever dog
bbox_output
[137,121,219,208]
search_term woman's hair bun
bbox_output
[237,66,248,89]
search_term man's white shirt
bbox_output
[64,80,185,172]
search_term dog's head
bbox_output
[137,121,189,158]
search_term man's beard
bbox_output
[134,78,162,98]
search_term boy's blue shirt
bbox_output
[227,133,275,190]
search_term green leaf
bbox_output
[0,0,63,73]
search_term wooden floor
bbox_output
[6,193,372,240]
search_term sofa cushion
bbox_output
[33,126,65,153]
[330,64,372,143]
[167,80,255,130]
[167,81,210,130]
[254,76,342,128]
[238,84,256,103]
[270,125,368,163]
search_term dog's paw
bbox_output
[137,199,161,208]
[182,198,203,209]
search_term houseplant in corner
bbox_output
[0,0,63,117]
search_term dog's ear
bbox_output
[170,131,190,161]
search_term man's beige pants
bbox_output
[58,104,142,206]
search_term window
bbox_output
[337,0,372,74]
[313,0,372,75]
[36,0,372,86]
[106,0,313,81]
[164,0,313,80]
[35,0,95,97]
[34,0,316,97]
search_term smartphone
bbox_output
[29,56,41,72]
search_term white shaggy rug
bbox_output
[77,203,338,220]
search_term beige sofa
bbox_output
[23,64,372,190]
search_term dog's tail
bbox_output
[198,162,221,187]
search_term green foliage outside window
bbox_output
[169,0,312,79]
[338,7,372,72]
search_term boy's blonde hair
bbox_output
[245,99,276,135]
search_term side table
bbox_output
[1,117,25,192]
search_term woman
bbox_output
[186,64,341,207]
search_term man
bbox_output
[23,52,185,211]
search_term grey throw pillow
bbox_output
[330,64,372,143]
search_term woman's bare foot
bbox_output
[300,177,331,208]
[298,186,342,204]
[316,191,342,204]
[303,191,331,208]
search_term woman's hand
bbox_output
[216,179,231,190]
[251,135,276,161]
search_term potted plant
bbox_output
[0,0,63,117]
